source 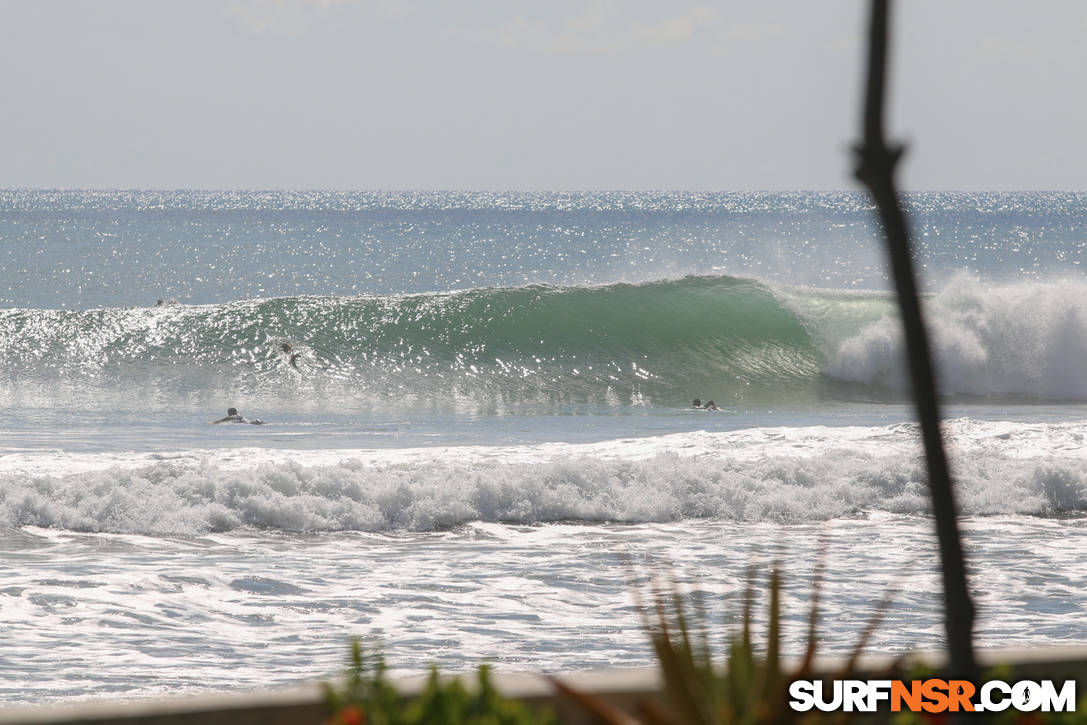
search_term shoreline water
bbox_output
[6,645,1087,723]
[4,513,1087,704]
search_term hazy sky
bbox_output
[2,0,1085,190]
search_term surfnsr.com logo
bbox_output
[788,679,1077,713]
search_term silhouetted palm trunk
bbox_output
[853,0,977,681]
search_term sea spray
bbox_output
[826,273,1087,399]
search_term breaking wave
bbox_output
[2,273,1085,411]
[3,420,1085,534]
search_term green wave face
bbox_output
[0,276,859,412]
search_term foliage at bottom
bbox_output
[323,639,555,725]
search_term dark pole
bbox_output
[853,0,977,680]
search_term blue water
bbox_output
[2,190,1083,309]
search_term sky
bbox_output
[1,0,1085,190]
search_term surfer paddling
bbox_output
[211,407,264,425]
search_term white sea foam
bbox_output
[3,419,1085,535]
[826,274,1087,400]
[4,515,1087,704]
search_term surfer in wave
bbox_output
[281,343,301,371]
[211,407,264,425]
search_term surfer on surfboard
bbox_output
[211,407,264,425]
[281,343,301,370]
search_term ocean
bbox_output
[1,190,1085,704]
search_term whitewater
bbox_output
[1,190,1086,704]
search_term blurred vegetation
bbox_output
[324,567,1085,723]
[323,639,555,725]
[554,565,885,724]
